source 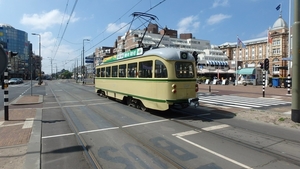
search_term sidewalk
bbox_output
[0,94,43,169]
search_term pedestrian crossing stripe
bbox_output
[198,95,291,109]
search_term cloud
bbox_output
[212,0,229,8]
[177,15,200,34]
[106,22,128,33]
[207,14,231,25]
[20,9,79,30]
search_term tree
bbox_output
[61,70,73,79]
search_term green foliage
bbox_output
[61,70,73,79]
[278,117,287,121]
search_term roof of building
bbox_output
[272,15,287,30]
[0,23,15,29]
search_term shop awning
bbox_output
[237,68,255,75]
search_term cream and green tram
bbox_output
[95,47,198,111]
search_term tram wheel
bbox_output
[126,97,133,106]
[100,91,106,97]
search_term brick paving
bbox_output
[0,108,36,147]
[0,95,40,169]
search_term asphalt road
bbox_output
[38,80,300,169]
[0,80,45,110]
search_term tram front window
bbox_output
[175,62,194,78]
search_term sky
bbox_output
[0,0,294,74]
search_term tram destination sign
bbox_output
[103,47,144,64]
[0,46,8,75]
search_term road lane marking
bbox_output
[22,118,34,129]
[122,119,169,128]
[202,124,230,131]
[176,136,253,169]
[42,133,75,139]
[78,127,119,134]
[172,130,200,137]
[88,102,117,106]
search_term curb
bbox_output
[23,108,42,169]
[10,95,44,105]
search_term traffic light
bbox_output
[192,51,198,64]
[264,58,269,70]
[260,63,264,69]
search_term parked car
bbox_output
[8,78,20,84]
[17,78,23,83]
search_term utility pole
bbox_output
[82,39,90,84]
[291,0,300,122]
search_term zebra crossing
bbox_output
[198,94,291,109]
[6,83,29,88]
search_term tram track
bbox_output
[48,81,300,168]
[48,82,101,169]
[48,81,187,168]
[169,108,300,167]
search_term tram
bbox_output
[95,47,199,111]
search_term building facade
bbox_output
[219,15,291,78]
[0,24,40,79]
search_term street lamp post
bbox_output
[32,33,42,85]
[82,39,90,84]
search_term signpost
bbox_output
[85,57,94,63]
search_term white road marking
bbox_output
[0,122,24,127]
[202,124,230,131]
[78,127,119,134]
[200,101,251,109]
[82,99,105,102]
[42,133,75,139]
[0,121,4,126]
[88,102,117,106]
[22,118,34,129]
[172,130,200,137]
[122,119,169,128]
[176,136,253,169]
[59,101,80,103]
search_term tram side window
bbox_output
[175,62,194,78]
[100,68,105,77]
[119,64,126,77]
[128,62,137,78]
[106,67,111,77]
[139,61,153,78]
[155,60,167,78]
[96,68,100,77]
[112,66,118,77]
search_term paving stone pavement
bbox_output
[0,94,43,169]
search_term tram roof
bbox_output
[142,47,194,61]
[101,47,194,65]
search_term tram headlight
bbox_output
[172,84,176,93]
[180,52,188,59]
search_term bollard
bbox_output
[287,74,291,95]
[4,70,9,120]
[262,71,265,97]
[209,85,211,92]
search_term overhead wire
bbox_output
[62,0,166,69]
[85,0,166,53]
[50,0,70,61]
[52,0,79,60]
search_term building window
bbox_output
[273,64,280,74]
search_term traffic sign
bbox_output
[0,46,8,75]
[85,60,94,63]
